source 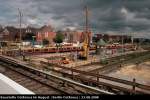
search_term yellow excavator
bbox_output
[78,31,90,60]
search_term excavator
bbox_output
[61,56,70,64]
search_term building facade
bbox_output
[36,25,56,44]
[0,26,39,42]
[63,28,84,43]
[93,34,131,43]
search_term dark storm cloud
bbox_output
[124,0,150,12]
[0,0,150,38]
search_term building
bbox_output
[93,34,131,43]
[0,26,19,41]
[63,28,84,43]
[36,25,56,44]
[0,25,55,43]
[0,26,39,42]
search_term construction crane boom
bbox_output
[79,5,91,60]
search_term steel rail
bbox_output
[40,61,150,94]
[0,55,113,94]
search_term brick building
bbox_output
[0,26,39,42]
[36,25,56,44]
[63,28,84,43]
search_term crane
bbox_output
[78,5,91,60]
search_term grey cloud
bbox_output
[0,0,150,38]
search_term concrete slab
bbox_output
[0,73,34,94]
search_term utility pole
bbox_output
[120,32,124,65]
[122,33,124,54]
[18,8,23,57]
[18,8,22,43]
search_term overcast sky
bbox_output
[0,0,150,38]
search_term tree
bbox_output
[23,33,35,41]
[42,39,49,45]
[53,31,64,44]
[53,31,64,53]
[0,42,7,47]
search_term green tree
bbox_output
[53,31,64,53]
[42,39,49,45]
[23,33,35,41]
[53,31,64,44]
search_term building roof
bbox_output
[97,39,107,46]
[39,25,54,33]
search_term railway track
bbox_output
[0,62,77,94]
[1,50,150,95]
[88,50,150,74]
[40,61,150,94]
[0,66,63,94]
[0,55,113,95]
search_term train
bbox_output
[2,46,95,56]
[106,44,136,50]
[1,44,136,57]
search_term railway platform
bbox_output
[0,73,34,94]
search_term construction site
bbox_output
[0,1,150,96]
[0,40,150,94]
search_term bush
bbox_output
[42,39,49,45]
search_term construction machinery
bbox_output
[61,56,70,64]
[78,6,91,60]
